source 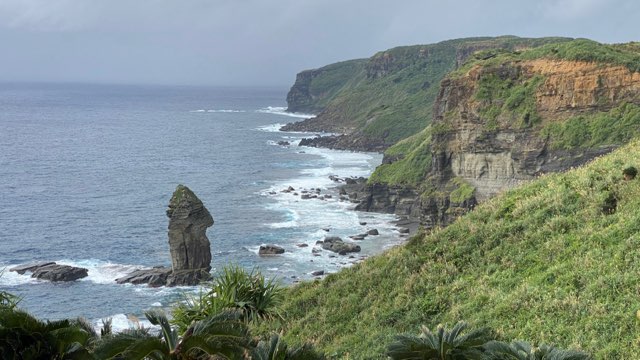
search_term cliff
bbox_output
[282,36,571,151]
[286,59,367,114]
[358,39,640,228]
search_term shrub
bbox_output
[172,265,283,332]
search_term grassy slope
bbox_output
[293,36,570,145]
[368,127,432,186]
[305,59,368,112]
[276,139,640,359]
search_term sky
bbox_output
[0,0,639,86]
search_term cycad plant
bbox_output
[249,333,325,360]
[386,321,492,360]
[484,340,591,360]
[94,309,251,360]
[0,307,96,359]
[173,265,283,332]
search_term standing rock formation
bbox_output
[165,185,214,285]
[116,185,214,287]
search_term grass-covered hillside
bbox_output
[285,36,570,147]
[275,139,640,359]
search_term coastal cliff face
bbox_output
[359,41,640,228]
[433,59,640,200]
[283,36,571,151]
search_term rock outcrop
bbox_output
[259,244,285,256]
[320,237,361,255]
[167,185,214,273]
[115,267,172,287]
[10,262,88,282]
[118,185,214,287]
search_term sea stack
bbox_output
[165,185,214,285]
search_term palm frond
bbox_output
[144,309,178,351]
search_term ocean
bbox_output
[0,83,401,330]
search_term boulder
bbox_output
[167,185,213,272]
[277,141,290,146]
[321,236,361,254]
[311,270,325,276]
[31,263,88,282]
[398,227,410,234]
[367,229,379,235]
[11,262,88,282]
[296,243,309,248]
[259,244,285,255]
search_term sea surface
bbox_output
[0,83,401,330]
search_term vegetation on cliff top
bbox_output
[287,36,571,147]
[275,139,640,359]
[454,38,640,77]
[368,127,432,186]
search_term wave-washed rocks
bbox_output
[10,262,88,282]
[319,236,361,255]
[259,244,285,256]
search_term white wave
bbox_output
[255,123,287,132]
[189,109,246,113]
[1,259,149,285]
[0,265,42,285]
[94,313,156,334]
[256,106,314,119]
[206,109,245,113]
[56,259,147,285]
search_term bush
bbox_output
[172,265,283,332]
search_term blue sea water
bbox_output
[0,83,400,330]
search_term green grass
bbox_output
[448,178,476,203]
[271,139,640,359]
[454,39,640,78]
[541,102,640,149]
[368,128,432,186]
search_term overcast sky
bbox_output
[0,0,639,86]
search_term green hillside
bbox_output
[275,139,640,359]
[285,36,571,147]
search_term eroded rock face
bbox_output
[431,60,637,200]
[166,185,213,272]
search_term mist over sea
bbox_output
[0,83,402,329]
